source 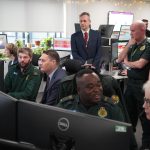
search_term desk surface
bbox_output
[100,70,128,80]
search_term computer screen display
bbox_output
[98,25,114,38]
[18,100,132,150]
[0,91,17,140]
[111,42,127,61]
[53,38,71,51]
[0,34,7,50]
[108,11,133,31]
[118,25,131,41]
[118,42,127,55]
[111,31,120,39]
[74,23,81,32]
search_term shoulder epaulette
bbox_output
[61,74,75,82]
[103,96,114,105]
[60,95,74,103]
[33,67,40,75]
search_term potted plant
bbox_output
[41,37,53,50]
[15,39,23,48]
[32,47,45,66]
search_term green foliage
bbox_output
[33,47,45,55]
[15,39,24,48]
[40,37,53,50]
[0,53,9,60]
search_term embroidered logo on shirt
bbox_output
[13,72,18,75]
[98,107,108,118]
[140,45,145,51]
[111,95,119,104]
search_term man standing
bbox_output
[71,12,101,71]
[142,19,150,37]
[4,47,42,101]
[117,20,150,150]
[39,50,66,105]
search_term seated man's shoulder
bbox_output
[102,95,120,106]
[61,74,75,82]
[32,66,41,76]
[58,95,75,108]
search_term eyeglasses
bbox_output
[144,97,150,107]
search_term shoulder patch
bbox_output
[103,96,109,102]
[140,45,145,51]
[60,95,74,103]
[98,107,108,118]
[111,95,119,104]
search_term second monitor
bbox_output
[17,100,133,150]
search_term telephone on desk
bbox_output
[117,63,128,76]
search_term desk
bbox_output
[100,70,128,93]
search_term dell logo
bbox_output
[58,117,70,131]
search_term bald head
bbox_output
[131,20,146,31]
[130,20,146,43]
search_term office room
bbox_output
[0,0,150,150]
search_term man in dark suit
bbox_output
[71,12,101,71]
[142,19,150,37]
[38,50,66,105]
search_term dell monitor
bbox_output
[0,91,17,140]
[98,25,114,38]
[17,100,133,150]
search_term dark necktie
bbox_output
[84,32,88,46]
[41,76,50,104]
[45,76,50,90]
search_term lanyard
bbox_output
[130,47,138,61]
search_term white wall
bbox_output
[1,0,150,36]
[65,0,150,36]
[0,0,64,32]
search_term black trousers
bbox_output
[124,79,150,147]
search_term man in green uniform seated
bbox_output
[57,68,124,122]
[4,47,42,101]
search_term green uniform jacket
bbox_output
[4,63,42,101]
[57,95,125,122]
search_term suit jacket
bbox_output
[71,29,101,70]
[41,67,66,105]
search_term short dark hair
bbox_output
[142,19,148,22]
[43,50,60,64]
[18,47,33,58]
[79,12,90,18]
[75,68,100,84]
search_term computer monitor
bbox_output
[98,25,114,38]
[74,23,81,32]
[53,38,71,51]
[111,42,127,61]
[0,60,4,91]
[0,34,7,50]
[17,100,133,150]
[99,46,111,69]
[108,11,133,31]
[0,91,17,140]
[118,25,131,42]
